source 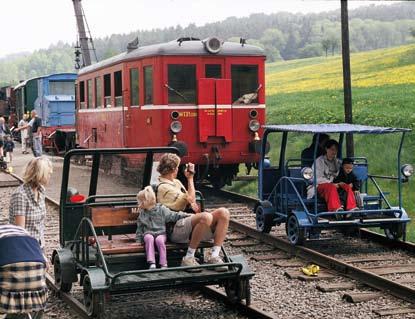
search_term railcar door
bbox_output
[197,78,232,142]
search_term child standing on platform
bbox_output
[3,135,15,164]
[136,186,190,269]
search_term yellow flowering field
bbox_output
[266,44,415,95]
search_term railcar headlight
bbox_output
[401,164,414,177]
[301,167,313,180]
[171,111,180,120]
[203,37,222,54]
[249,109,258,119]
[170,121,182,133]
[249,120,260,132]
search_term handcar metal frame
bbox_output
[255,124,412,245]
[52,147,253,318]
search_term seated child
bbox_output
[333,158,362,209]
[3,135,15,163]
[136,186,190,269]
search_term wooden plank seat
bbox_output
[96,234,213,255]
[87,205,212,255]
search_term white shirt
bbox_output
[18,119,28,138]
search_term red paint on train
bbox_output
[75,38,266,187]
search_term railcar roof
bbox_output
[14,73,77,90]
[264,123,411,134]
[79,39,265,75]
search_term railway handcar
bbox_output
[14,73,77,153]
[53,147,253,317]
[76,37,266,188]
[255,124,413,244]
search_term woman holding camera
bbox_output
[156,153,230,271]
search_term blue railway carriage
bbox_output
[255,124,413,245]
[14,73,77,153]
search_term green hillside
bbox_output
[228,43,415,240]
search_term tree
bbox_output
[321,38,331,57]
[411,27,415,39]
[330,37,339,55]
[298,43,323,58]
[259,28,286,62]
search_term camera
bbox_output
[184,163,195,175]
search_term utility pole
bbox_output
[341,0,354,157]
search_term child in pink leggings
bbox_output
[136,186,190,269]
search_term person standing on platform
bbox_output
[3,135,14,164]
[9,156,53,249]
[0,117,10,162]
[15,111,43,157]
[18,114,30,154]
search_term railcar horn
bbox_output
[203,37,222,54]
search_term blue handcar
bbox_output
[255,124,413,245]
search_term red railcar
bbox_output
[75,37,266,187]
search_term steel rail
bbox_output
[8,173,90,317]
[207,187,415,304]
[201,286,277,319]
[46,273,90,319]
[9,172,415,314]
[6,172,276,319]
[229,219,415,304]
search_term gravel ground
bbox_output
[227,206,415,319]
[4,149,415,318]
[0,175,247,319]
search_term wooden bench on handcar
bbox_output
[86,205,212,255]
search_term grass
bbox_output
[227,43,415,241]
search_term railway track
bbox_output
[3,170,415,317]
[1,173,276,319]
[202,186,415,316]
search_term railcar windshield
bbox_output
[205,64,222,78]
[167,64,196,104]
[231,65,259,104]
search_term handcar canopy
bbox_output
[263,123,411,134]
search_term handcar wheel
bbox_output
[255,205,273,233]
[339,227,359,237]
[384,224,404,240]
[210,175,226,190]
[83,275,105,317]
[286,214,305,245]
[53,255,72,293]
[225,280,241,304]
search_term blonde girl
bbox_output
[136,186,189,269]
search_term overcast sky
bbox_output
[0,0,395,58]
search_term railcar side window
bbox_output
[114,71,123,107]
[87,79,93,108]
[95,77,102,108]
[49,81,74,95]
[129,68,139,106]
[168,64,196,104]
[205,64,222,79]
[104,74,111,107]
[144,66,153,105]
[231,65,259,104]
[79,81,85,109]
